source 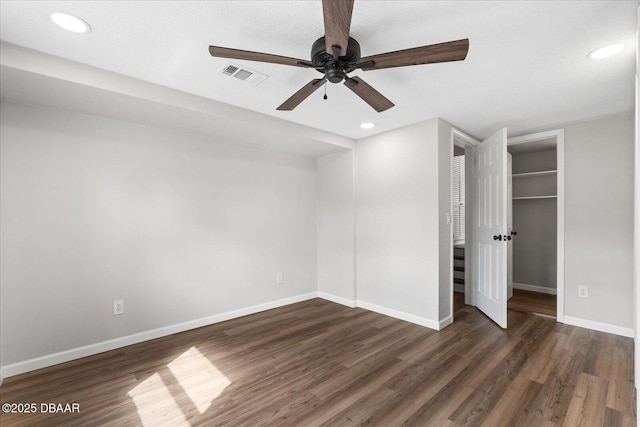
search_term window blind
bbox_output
[453,155,465,240]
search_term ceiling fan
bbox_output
[208,0,469,112]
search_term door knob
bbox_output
[493,235,502,241]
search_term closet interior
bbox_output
[507,137,558,317]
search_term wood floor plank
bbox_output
[361,354,471,426]
[604,407,637,427]
[479,376,543,427]
[583,332,616,379]
[523,349,586,425]
[307,329,429,399]
[319,387,397,426]
[521,332,567,385]
[0,298,635,427]
[457,311,540,389]
[339,322,419,368]
[295,357,409,425]
[449,317,555,426]
[508,288,557,317]
[401,381,476,427]
[562,373,609,426]
[606,344,637,414]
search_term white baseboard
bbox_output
[438,315,453,330]
[317,294,443,330]
[512,282,557,295]
[1,292,317,379]
[317,291,356,308]
[563,315,634,338]
[356,300,440,331]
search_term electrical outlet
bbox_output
[276,273,283,284]
[578,286,588,298]
[113,299,124,315]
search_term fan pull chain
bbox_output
[323,85,328,100]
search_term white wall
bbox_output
[0,101,318,372]
[317,150,356,305]
[564,113,634,332]
[355,119,441,327]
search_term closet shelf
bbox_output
[512,170,557,178]
[512,195,557,200]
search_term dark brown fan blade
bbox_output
[343,76,394,112]
[357,39,469,71]
[209,46,313,68]
[277,78,327,111]
[322,0,354,57]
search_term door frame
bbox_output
[451,127,565,324]
[450,129,479,317]
[506,129,565,323]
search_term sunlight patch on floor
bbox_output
[128,346,231,425]
[167,346,231,414]
[127,372,189,426]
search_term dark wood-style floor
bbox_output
[0,297,635,426]
[508,288,557,317]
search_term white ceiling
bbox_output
[0,1,636,142]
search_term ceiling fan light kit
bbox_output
[208,0,469,112]
[309,36,361,83]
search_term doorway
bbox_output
[450,129,479,318]
[450,128,565,327]
[507,130,564,322]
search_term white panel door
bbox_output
[475,129,508,328]
[507,153,514,300]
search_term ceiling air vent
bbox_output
[220,62,268,86]
[222,64,239,75]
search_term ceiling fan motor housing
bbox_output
[311,36,361,83]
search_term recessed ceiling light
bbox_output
[588,44,624,59]
[360,122,375,129]
[51,12,91,33]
